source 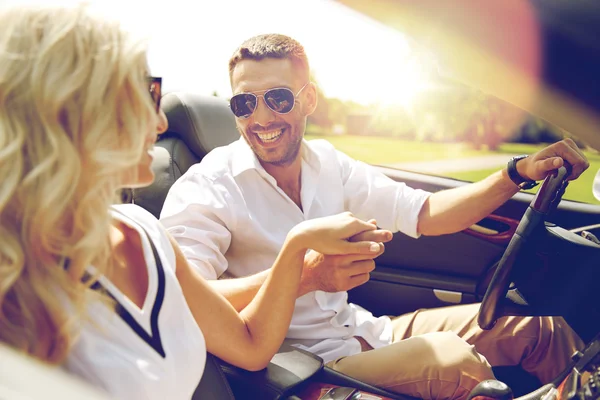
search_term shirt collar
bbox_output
[231,137,263,177]
[231,137,321,177]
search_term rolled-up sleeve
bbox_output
[337,150,431,238]
[159,172,234,280]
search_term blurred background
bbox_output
[1,0,597,203]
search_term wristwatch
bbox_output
[507,155,538,190]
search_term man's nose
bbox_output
[251,97,276,126]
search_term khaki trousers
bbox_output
[326,303,583,400]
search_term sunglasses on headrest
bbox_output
[148,76,162,113]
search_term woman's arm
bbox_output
[171,212,382,371]
[171,232,304,371]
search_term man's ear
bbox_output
[303,82,318,116]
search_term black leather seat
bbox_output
[192,353,235,400]
[132,91,240,219]
[132,92,240,399]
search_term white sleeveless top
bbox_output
[63,204,206,400]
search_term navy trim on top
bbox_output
[87,211,167,358]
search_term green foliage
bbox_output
[306,81,577,149]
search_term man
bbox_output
[160,34,588,400]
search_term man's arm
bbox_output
[417,169,519,236]
[417,138,589,236]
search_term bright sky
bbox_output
[0,0,429,105]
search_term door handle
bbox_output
[434,289,463,304]
[464,214,519,245]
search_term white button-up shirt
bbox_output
[160,138,431,363]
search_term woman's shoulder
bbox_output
[111,203,164,236]
[111,203,174,261]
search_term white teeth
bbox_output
[256,129,283,142]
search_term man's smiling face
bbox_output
[230,57,313,166]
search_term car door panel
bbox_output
[376,232,505,277]
[348,166,600,317]
[349,279,479,318]
[349,232,502,316]
[465,214,519,245]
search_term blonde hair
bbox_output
[0,5,156,363]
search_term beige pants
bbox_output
[326,303,583,400]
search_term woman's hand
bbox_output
[290,212,387,255]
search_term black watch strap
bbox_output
[507,155,538,190]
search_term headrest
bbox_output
[161,92,240,157]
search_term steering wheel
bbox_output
[477,165,571,330]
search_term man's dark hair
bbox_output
[228,34,310,81]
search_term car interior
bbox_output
[1,1,599,400]
[131,86,600,399]
[133,1,600,399]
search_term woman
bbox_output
[0,5,386,399]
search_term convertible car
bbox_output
[2,1,599,399]
[126,1,600,399]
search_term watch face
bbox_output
[508,155,532,187]
[513,155,529,162]
[519,181,538,190]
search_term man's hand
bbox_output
[299,220,393,295]
[347,221,393,244]
[517,138,590,182]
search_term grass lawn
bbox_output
[450,166,600,204]
[304,135,495,164]
[448,146,600,204]
[305,134,600,205]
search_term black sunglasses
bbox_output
[229,82,309,119]
[148,76,162,113]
